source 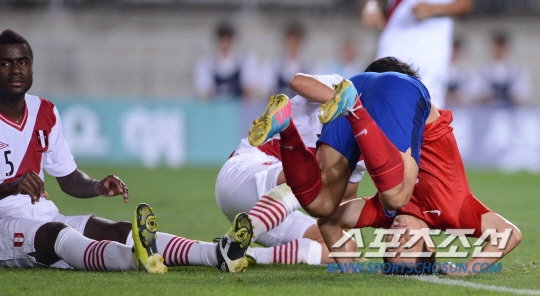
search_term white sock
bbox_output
[156,232,217,267]
[248,184,301,241]
[54,227,137,271]
[126,231,217,267]
[246,238,322,265]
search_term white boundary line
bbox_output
[406,275,540,295]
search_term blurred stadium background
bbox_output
[1,0,540,172]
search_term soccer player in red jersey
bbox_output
[249,57,521,275]
[318,107,521,275]
[0,29,253,273]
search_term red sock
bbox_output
[279,119,322,207]
[346,100,404,192]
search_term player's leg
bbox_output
[82,206,253,272]
[31,222,139,271]
[320,79,426,211]
[215,152,299,239]
[248,95,350,218]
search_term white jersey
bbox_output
[0,95,77,220]
[233,74,366,183]
[377,0,454,108]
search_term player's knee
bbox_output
[112,221,132,243]
[39,222,71,238]
[344,237,357,253]
[380,190,411,211]
[511,225,522,246]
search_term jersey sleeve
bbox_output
[43,106,77,177]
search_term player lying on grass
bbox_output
[249,57,430,220]
[249,57,521,274]
[216,75,360,265]
[0,29,253,273]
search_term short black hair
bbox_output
[365,57,420,79]
[493,31,508,45]
[382,243,436,275]
[0,29,33,60]
[285,23,304,39]
[216,23,235,39]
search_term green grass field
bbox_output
[1,166,539,295]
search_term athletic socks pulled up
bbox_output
[248,184,301,240]
[346,99,404,192]
[126,231,218,268]
[246,238,322,265]
[279,119,322,207]
[54,227,136,271]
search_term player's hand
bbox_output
[12,171,49,205]
[413,2,438,20]
[96,174,129,203]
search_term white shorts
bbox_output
[216,152,316,247]
[0,213,93,268]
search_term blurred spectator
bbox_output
[476,32,531,107]
[194,23,257,101]
[317,37,367,79]
[446,37,481,107]
[261,23,312,98]
[360,0,474,109]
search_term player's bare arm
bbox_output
[318,198,366,268]
[444,212,522,276]
[289,72,422,212]
[0,171,49,204]
[56,169,129,203]
[413,0,474,21]
[289,73,335,103]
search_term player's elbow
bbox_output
[289,73,309,93]
[380,192,411,211]
[511,225,523,248]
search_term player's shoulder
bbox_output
[25,94,58,120]
[25,94,56,109]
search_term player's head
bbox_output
[0,29,34,99]
[284,23,304,57]
[216,23,235,55]
[382,214,436,275]
[492,31,508,60]
[365,57,420,79]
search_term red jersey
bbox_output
[356,110,491,237]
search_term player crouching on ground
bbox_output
[0,29,253,273]
[313,68,521,275]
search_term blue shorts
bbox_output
[317,72,431,170]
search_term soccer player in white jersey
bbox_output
[215,74,361,265]
[0,29,253,273]
[361,0,474,108]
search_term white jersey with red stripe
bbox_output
[377,0,454,108]
[0,94,77,220]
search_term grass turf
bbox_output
[1,167,539,295]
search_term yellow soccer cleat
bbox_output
[248,94,292,147]
[214,212,254,273]
[132,203,168,274]
[319,79,359,124]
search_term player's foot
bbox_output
[214,212,254,272]
[319,79,359,124]
[248,94,291,147]
[132,203,168,274]
[245,253,257,267]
